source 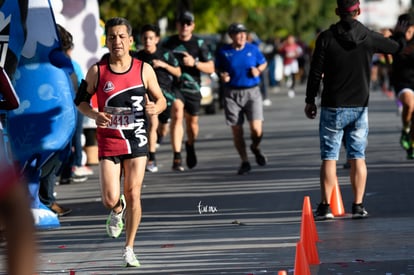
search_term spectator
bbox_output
[247,32,271,106]
[305,0,406,220]
[58,24,93,185]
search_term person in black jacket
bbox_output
[391,13,414,159]
[305,0,406,220]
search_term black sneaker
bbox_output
[237,161,251,175]
[250,144,267,166]
[314,203,334,221]
[59,177,72,185]
[407,147,414,160]
[352,203,368,219]
[172,158,184,172]
[185,141,197,169]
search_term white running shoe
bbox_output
[145,161,158,173]
[123,246,140,267]
[105,195,126,238]
[73,165,94,177]
[263,98,272,106]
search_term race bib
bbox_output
[104,106,134,130]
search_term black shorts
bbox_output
[158,88,175,124]
[158,107,171,124]
[175,89,202,116]
[99,151,147,164]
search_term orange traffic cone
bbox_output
[294,241,311,275]
[278,270,287,275]
[330,180,345,217]
[300,199,320,265]
[302,196,319,242]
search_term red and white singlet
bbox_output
[95,56,148,158]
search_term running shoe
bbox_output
[263,98,272,106]
[156,135,163,147]
[406,146,414,160]
[185,141,197,169]
[250,144,267,166]
[314,203,334,221]
[106,195,126,238]
[172,158,184,172]
[59,176,88,184]
[50,202,72,217]
[72,176,88,183]
[238,161,251,175]
[400,130,410,150]
[146,161,158,173]
[73,165,94,176]
[123,246,140,267]
[352,203,368,219]
[59,177,72,185]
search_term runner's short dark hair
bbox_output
[105,17,132,36]
[140,24,160,37]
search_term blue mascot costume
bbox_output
[5,0,76,228]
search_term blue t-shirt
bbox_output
[71,59,84,86]
[216,42,266,88]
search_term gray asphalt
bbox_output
[2,84,414,275]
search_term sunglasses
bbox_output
[180,20,193,26]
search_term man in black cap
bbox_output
[305,0,407,220]
[215,22,267,175]
[163,11,215,171]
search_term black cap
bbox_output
[176,11,194,23]
[228,23,247,35]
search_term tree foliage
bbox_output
[98,0,338,43]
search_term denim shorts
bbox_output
[319,107,368,160]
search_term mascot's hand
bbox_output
[96,112,112,128]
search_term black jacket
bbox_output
[306,18,404,107]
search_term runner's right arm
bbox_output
[75,64,111,128]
